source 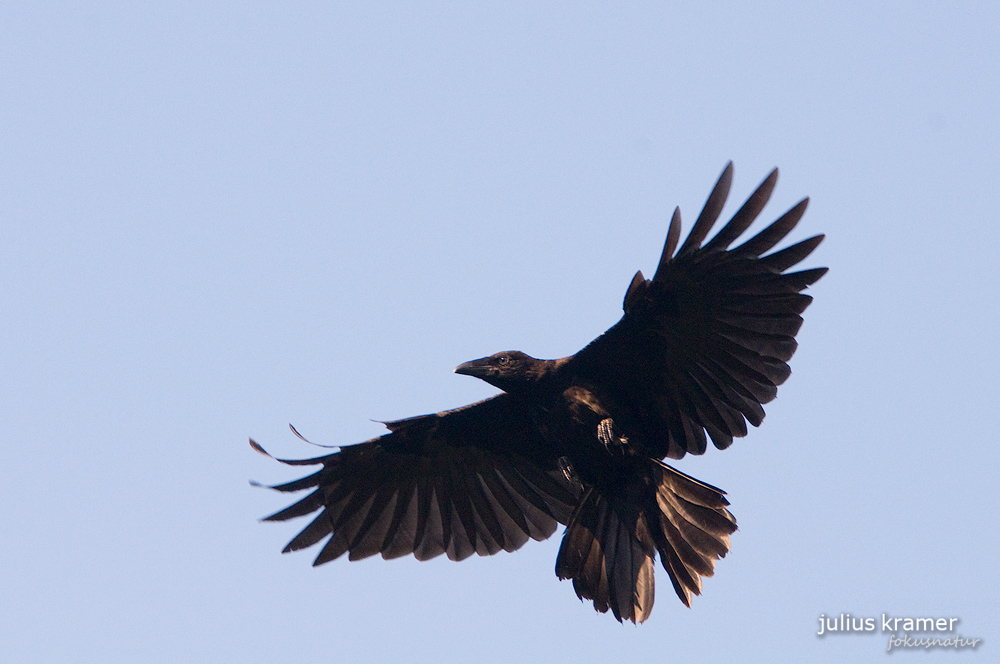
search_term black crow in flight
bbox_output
[252,163,826,623]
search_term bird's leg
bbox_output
[597,418,629,454]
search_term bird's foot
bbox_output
[557,456,580,484]
[597,418,629,454]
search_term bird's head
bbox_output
[454,351,546,392]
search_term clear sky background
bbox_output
[2,2,997,663]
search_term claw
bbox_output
[558,456,579,483]
[597,418,629,454]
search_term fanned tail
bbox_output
[555,460,737,622]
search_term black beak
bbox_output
[454,358,492,378]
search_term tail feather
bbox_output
[555,460,736,622]
[555,487,655,623]
[652,461,737,606]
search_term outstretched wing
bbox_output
[567,163,827,459]
[254,394,580,565]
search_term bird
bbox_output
[251,162,827,623]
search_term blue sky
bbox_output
[2,2,997,662]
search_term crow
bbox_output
[251,162,826,623]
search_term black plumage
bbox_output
[252,163,826,623]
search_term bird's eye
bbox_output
[497,356,510,366]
